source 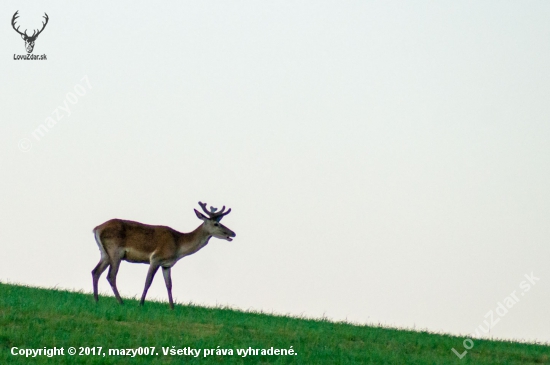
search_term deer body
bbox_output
[92,202,235,309]
[94,220,211,265]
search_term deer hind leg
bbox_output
[106,253,124,305]
[92,230,110,302]
[91,258,109,302]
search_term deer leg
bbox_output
[162,267,174,309]
[140,264,160,306]
[92,259,110,302]
[106,258,124,304]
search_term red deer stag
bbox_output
[92,202,235,309]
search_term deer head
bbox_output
[12,11,49,54]
[195,201,235,241]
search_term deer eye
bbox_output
[214,223,219,226]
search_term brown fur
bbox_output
[91,208,235,309]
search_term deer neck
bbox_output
[176,223,212,258]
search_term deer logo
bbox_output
[11,11,49,54]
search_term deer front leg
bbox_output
[162,267,174,309]
[140,264,160,306]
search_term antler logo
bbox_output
[11,11,49,54]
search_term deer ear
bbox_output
[194,209,207,221]
[21,34,25,40]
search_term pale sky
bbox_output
[1,1,549,343]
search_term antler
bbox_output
[11,11,49,39]
[31,13,49,39]
[198,201,231,220]
[11,11,26,37]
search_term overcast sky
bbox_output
[1,1,549,343]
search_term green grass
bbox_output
[0,283,548,364]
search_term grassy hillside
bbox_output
[0,283,548,364]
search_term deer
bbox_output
[11,11,49,54]
[92,202,235,309]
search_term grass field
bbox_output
[0,283,548,364]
